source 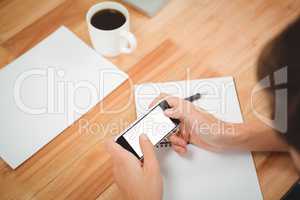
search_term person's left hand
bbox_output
[148,93,238,154]
[106,134,163,200]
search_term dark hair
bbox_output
[257,17,300,150]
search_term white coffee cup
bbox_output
[86,1,137,57]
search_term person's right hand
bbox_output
[106,134,163,200]
[149,94,239,154]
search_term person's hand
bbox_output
[149,94,239,154]
[106,134,163,200]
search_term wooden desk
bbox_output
[0,0,299,199]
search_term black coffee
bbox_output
[91,9,126,30]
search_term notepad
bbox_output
[0,26,128,169]
[134,77,263,200]
[123,0,169,17]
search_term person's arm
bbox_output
[106,134,163,200]
[221,120,289,151]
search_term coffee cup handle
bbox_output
[120,31,137,54]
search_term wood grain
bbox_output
[0,0,299,199]
[0,0,66,42]
[0,46,14,68]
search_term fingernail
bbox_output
[140,134,148,141]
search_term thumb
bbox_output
[164,108,183,119]
[139,134,159,171]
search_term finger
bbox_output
[105,138,119,155]
[148,93,169,108]
[169,135,187,147]
[112,166,124,190]
[164,96,181,107]
[105,138,135,164]
[105,139,122,160]
[178,123,190,143]
[139,134,159,171]
[172,144,187,155]
[164,108,183,119]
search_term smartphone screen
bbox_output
[116,101,179,159]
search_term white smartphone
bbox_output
[116,100,179,160]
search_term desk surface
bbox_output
[0,0,299,199]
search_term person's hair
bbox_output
[257,17,300,150]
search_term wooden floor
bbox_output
[0,0,300,199]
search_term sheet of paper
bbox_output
[0,26,128,169]
[134,77,263,200]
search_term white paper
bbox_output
[134,77,263,200]
[0,26,128,169]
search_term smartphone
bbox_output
[116,100,179,160]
